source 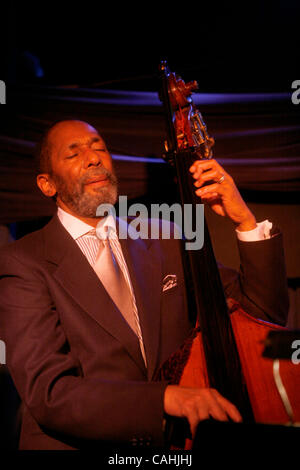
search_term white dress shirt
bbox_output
[236,220,272,242]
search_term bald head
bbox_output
[48,120,99,145]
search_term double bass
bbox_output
[157,61,300,448]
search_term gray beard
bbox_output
[53,168,118,218]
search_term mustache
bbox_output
[81,167,117,185]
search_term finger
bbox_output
[208,405,229,422]
[189,162,201,173]
[193,394,229,426]
[195,158,226,175]
[190,159,222,174]
[191,160,231,185]
[188,410,209,439]
[195,182,227,197]
[182,399,208,439]
[221,401,242,423]
[190,159,216,172]
[212,390,243,423]
[190,164,205,180]
[200,192,219,200]
[194,169,224,187]
[189,161,214,180]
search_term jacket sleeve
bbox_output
[0,248,167,447]
[218,231,289,326]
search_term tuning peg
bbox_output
[185,80,198,95]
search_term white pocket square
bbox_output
[162,274,178,292]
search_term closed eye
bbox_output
[66,153,78,159]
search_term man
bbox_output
[0,120,288,450]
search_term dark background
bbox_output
[2,1,299,91]
[1,1,300,451]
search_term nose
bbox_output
[82,147,102,168]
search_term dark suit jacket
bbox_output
[0,216,289,450]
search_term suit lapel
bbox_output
[42,216,147,376]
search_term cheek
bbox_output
[54,168,83,194]
[103,154,114,173]
[60,161,82,181]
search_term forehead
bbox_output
[50,121,103,154]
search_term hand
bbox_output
[189,159,257,231]
[164,385,242,438]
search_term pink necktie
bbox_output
[93,234,139,336]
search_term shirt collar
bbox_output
[57,207,117,240]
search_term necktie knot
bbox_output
[87,228,97,237]
[85,227,110,238]
[96,223,115,240]
[81,229,114,265]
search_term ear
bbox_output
[36,174,57,198]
